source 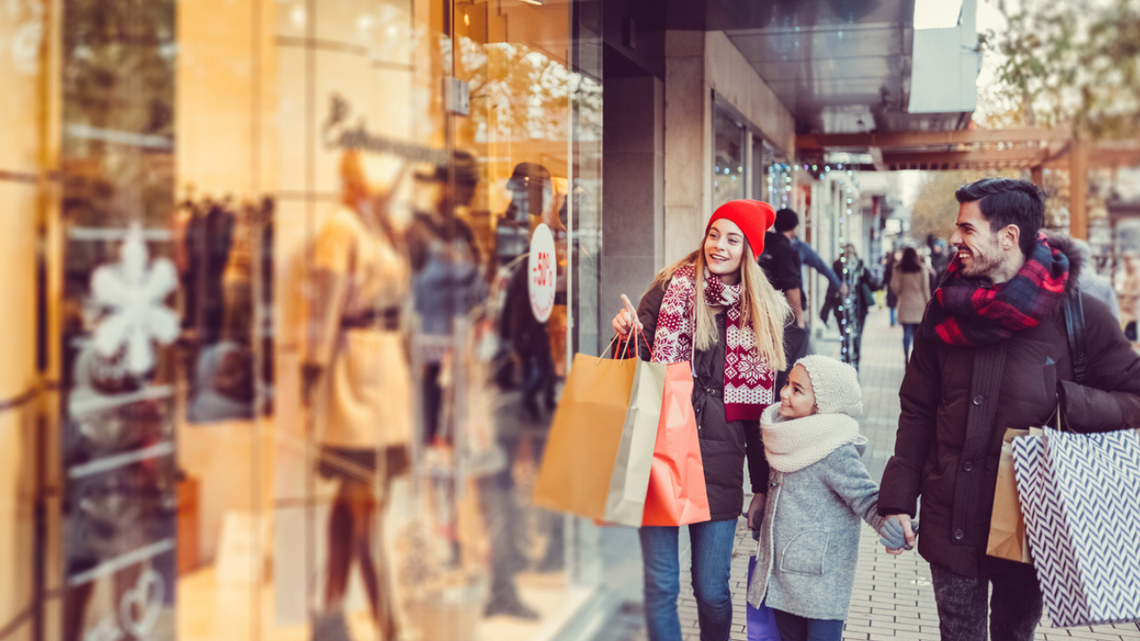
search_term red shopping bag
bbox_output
[641,361,710,526]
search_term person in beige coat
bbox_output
[890,247,931,363]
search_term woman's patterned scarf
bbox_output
[922,234,1070,346]
[652,264,774,422]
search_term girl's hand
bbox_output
[612,294,643,337]
[881,515,918,554]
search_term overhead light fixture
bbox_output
[913,0,962,29]
[521,0,544,5]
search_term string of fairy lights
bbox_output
[755,159,866,366]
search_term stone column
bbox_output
[601,74,665,327]
[663,30,711,264]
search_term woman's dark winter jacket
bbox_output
[878,235,1140,577]
[625,280,769,521]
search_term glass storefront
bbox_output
[1,1,603,640]
[712,106,745,209]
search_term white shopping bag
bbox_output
[1012,426,1140,627]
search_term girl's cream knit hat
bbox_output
[795,355,863,417]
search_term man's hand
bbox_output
[747,493,765,531]
[881,514,917,554]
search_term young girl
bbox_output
[746,355,908,641]
[612,199,789,641]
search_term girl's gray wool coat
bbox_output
[747,436,887,621]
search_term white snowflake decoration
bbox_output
[90,223,179,375]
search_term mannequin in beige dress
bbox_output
[304,150,410,641]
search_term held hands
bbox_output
[880,515,918,554]
[611,294,643,338]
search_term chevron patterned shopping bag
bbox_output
[1012,426,1140,627]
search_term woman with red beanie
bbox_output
[612,199,790,641]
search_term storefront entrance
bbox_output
[0,1,603,640]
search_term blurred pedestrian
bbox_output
[788,212,848,355]
[1071,239,1120,321]
[879,178,1140,641]
[612,200,789,641]
[883,249,902,326]
[1116,252,1140,332]
[760,208,807,391]
[928,237,951,291]
[890,247,931,364]
[821,244,876,371]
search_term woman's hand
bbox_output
[611,294,643,337]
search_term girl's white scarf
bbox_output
[760,404,863,473]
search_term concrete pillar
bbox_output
[601,75,665,320]
[663,30,711,264]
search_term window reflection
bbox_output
[5,1,604,640]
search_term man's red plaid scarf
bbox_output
[650,264,774,422]
[923,234,1070,347]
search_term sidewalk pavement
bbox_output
[593,308,1140,641]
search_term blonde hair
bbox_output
[649,240,790,371]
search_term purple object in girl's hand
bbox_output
[746,556,780,641]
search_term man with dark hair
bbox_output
[878,177,1140,641]
[760,207,806,390]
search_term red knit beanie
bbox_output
[705,200,777,257]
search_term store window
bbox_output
[2,1,603,641]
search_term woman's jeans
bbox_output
[640,519,738,641]
[902,323,918,359]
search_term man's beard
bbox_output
[959,239,1004,279]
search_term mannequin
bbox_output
[304,150,411,641]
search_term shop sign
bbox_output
[528,223,556,323]
[321,93,447,164]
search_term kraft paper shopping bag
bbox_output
[641,361,710,526]
[533,350,664,526]
[986,427,1031,563]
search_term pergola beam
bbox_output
[881,148,1053,169]
[797,128,1071,150]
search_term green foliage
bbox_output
[461,38,602,143]
[985,0,1140,139]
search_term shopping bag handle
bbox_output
[631,324,654,361]
[603,329,638,364]
[620,293,657,361]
